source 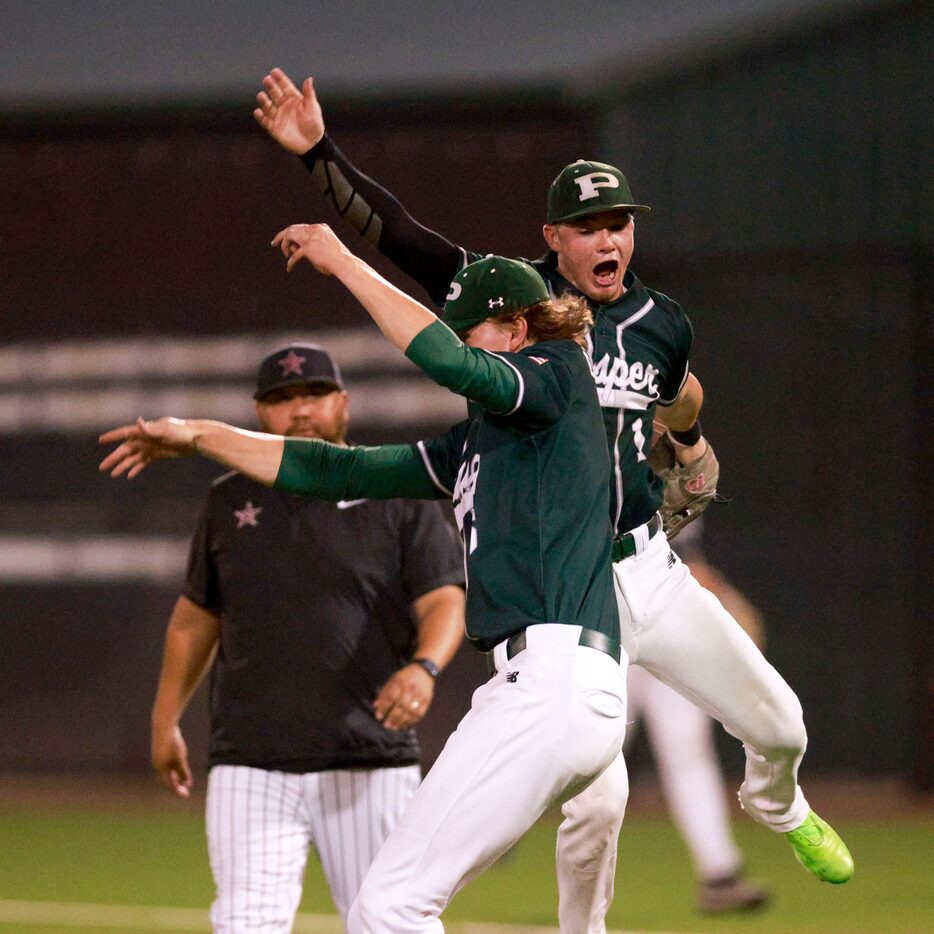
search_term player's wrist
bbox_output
[674,437,707,467]
[670,420,702,446]
[410,657,440,679]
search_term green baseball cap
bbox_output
[442,256,550,333]
[546,159,651,224]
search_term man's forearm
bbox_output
[189,421,285,485]
[411,585,466,672]
[151,598,219,729]
[332,253,441,351]
[302,135,465,305]
[656,373,703,431]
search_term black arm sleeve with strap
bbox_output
[302,135,466,305]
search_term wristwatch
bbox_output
[411,657,440,679]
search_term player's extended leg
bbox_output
[306,765,421,924]
[346,626,628,934]
[206,765,311,933]
[615,535,808,829]
[614,533,852,882]
[555,750,629,934]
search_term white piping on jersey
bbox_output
[481,350,525,415]
[607,295,655,530]
[613,407,626,531]
[211,470,238,487]
[416,440,453,496]
[610,389,654,410]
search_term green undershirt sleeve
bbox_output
[275,439,441,500]
[405,320,519,414]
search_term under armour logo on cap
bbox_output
[277,349,306,377]
[488,297,505,309]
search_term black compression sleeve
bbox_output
[302,135,465,305]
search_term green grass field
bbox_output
[1,803,932,933]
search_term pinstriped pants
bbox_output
[206,763,421,932]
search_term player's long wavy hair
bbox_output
[495,295,593,348]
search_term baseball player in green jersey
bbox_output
[101,239,630,933]
[251,69,854,931]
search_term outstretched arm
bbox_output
[254,68,467,304]
[98,418,284,483]
[273,223,520,414]
[99,416,440,500]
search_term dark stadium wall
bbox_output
[595,0,932,781]
[0,95,595,777]
[2,1,930,782]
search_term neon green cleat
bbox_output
[784,811,854,884]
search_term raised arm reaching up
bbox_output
[255,68,464,303]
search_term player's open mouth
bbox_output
[592,260,618,286]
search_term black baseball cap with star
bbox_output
[253,343,345,400]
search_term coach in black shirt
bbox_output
[150,343,465,932]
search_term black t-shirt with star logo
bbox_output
[185,472,464,772]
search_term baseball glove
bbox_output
[649,433,720,540]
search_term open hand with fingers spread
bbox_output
[253,67,324,155]
[99,417,199,479]
[271,222,351,276]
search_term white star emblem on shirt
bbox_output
[234,501,262,528]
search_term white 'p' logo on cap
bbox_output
[574,172,620,202]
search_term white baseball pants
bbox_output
[346,624,629,934]
[557,530,808,933]
[206,763,420,932]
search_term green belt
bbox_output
[486,626,621,675]
[611,513,663,562]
